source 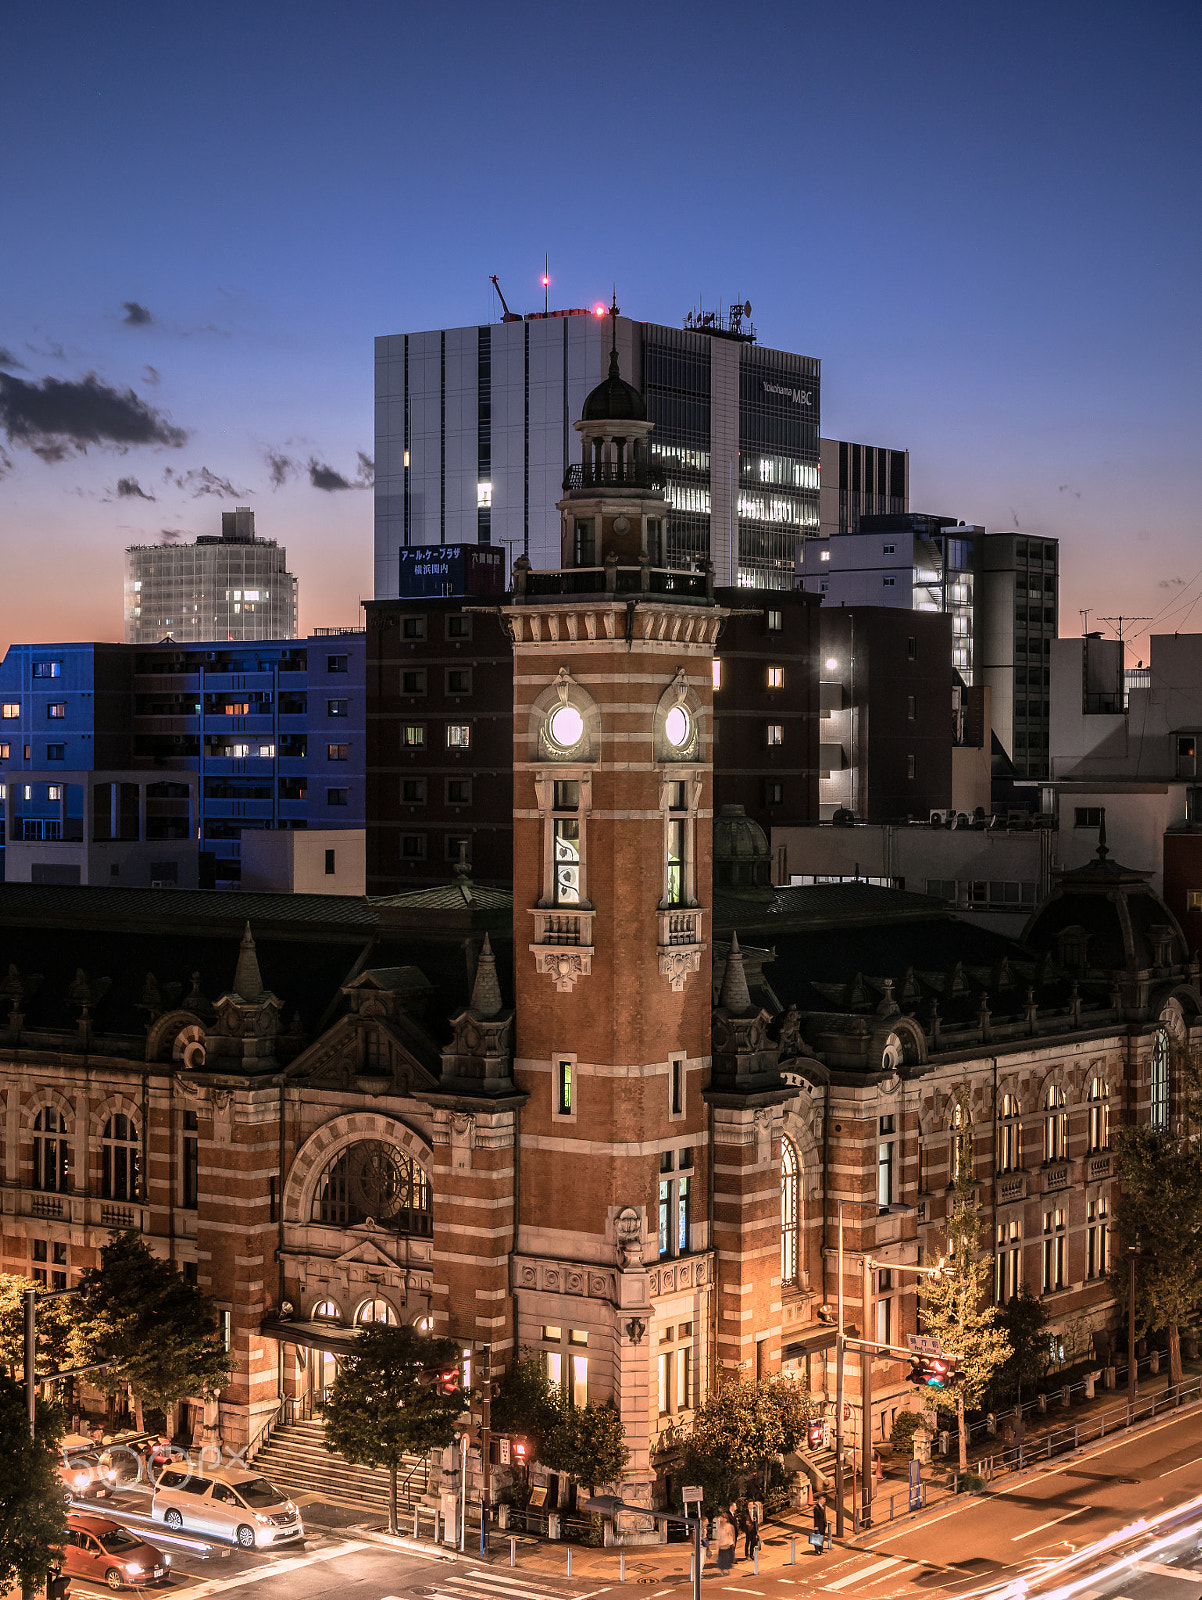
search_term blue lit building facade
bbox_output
[0,633,365,887]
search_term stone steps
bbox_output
[251,1418,430,1513]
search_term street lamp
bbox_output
[1128,1235,1142,1403]
[584,1495,703,1600]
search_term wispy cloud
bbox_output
[122,301,153,327]
[113,476,155,501]
[0,347,26,371]
[163,464,248,498]
[0,371,187,465]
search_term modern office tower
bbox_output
[374,304,820,596]
[978,531,1058,780]
[124,507,299,644]
[0,633,364,887]
[818,437,909,538]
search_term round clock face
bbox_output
[548,704,585,750]
[664,705,692,749]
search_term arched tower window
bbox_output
[781,1138,800,1287]
[1087,1078,1111,1152]
[1151,1029,1170,1128]
[102,1113,141,1201]
[33,1107,69,1193]
[311,1141,432,1236]
[997,1093,1021,1173]
[1043,1084,1068,1163]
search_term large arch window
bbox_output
[1087,1078,1111,1153]
[997,1093,1021,1173]
[33,1107,70,1193]
[355,1298,397,1325]
[781,1138,800,1287]
[1151,1029,1170,1128]
[311,1141,432,1236]
[102,1114,141,1201]
[1043,1084,1068,1163]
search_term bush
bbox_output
[890,1411,921,1457]
[955,1470,987,1494]
[764,1483,792,1516]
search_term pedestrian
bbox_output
[746,1497,763,1560]
[715,1510,736,1574]
[700,1521,710,1576]
[812,1493,828,1553]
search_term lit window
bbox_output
[32,661,61,679]
[0,745,8,760]
[767,609,783,631]
[230,743,250,758]
[712,658,722,690]
[781,1138,800,1286]
[1087,1078,1110,1152]
[328,699,349,717]
[548,705,584,749]
[23,785,32,800]
[0,784,6,799]
[257,743,275,758]
[477,481,493,508]
[1043,1084,1068,1162]
[1189,891,1202,912]
[767,666,783,689]
[1,704,19,719]
[819,550,830,562]
[446,724,471,749]
[1151,1028,1170,1128]
[47,785,62,801]
[403,724,425,748]
[243,590,260,602]
[327,744,348,761]
[766,723,783,746]
[554,820,580,904]
[664,706,691,748]
[556,1059,573,1115]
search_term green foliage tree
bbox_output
[0,1376,67,1600]
[1109,1123,1202,1387]
[321,1324,464,1533]
[75,1231,233,1429]
[994,1285,1049,1405]
[917,1165,1011,1471]
[683,1374,810,1503]
[542,1400,629,1493]
[0,1275,83,1381]
[889,1410,921,1458]
[490,1354,566,1463]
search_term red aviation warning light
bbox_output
[593,303,607,317]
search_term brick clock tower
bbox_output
[504,332,724,1497]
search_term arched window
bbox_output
[997,1093,1021,1173]
[102,1114,140,1201]
[1151,1029,1170,1128]
[311,1141,432,1236]
[414,1314,434,1333]
[1087,1079,1111,1152]
[33,1107,69,1193]
[781,1138,800,1287]
[1043,1084,1068,1163]
[313,1300,341,1322]
[356,1299,397,1325]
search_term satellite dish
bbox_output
[744,301,752,317]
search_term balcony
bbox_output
[1043,1162,1070,1193]
[531,907,595,947]
[562,460,666,494]
[657,908,706,993]
[1087,1151,1112,1182]
[996,1170,1027,1205]
[517,566,711,600]
[530,907,594,993]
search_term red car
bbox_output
[62,1513,171,1590]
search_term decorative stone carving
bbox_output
[659,946,701,992]
[532,947,592,993]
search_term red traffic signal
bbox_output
[808,1421,824,1450]
[420,1363,462,1395]
[511,1438,528,1461]
[907,1355,961,1389]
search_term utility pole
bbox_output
[1128,1238,1141,1403]
[480,1343,492,1556]
[861,1255,873,1529]
[1099,616,1152,663]
[834,1201,845,1538]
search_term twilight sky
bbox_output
[2,1,1199,659]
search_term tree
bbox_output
[0,1376,67,1600]
[917,1166,1010,1471]
[490,1354,566,1464]
[321,1324,464,1534]
[75,1231,233,1430]
[683,1374,810,1503]
[1110,1123,1202,1387]
[542,1400,629,1494]
[0,1275,83,1382]
[994,1285,1049,1405]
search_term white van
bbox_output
[151,1465,303,1549]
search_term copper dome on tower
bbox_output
[581,346,647,423]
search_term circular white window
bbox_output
[664,705,692,749]
[548,704,585,750]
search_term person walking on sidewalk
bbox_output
[744,1499,762,1561]
[715,1510,737,1574]
[813,1493,828,1552]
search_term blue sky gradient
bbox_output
[2,0,1199,657]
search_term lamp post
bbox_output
[1128,1235,1142,1403]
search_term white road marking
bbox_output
[1011,1507,1091,1542]
[174,1538,370,1597]
[1134,1562,1201,1582]
[825,1555,902,1589]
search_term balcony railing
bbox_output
[1087,1152,1113,1181]
[1043,1162,1070,1193]
[518,566,712,600]
[531,908,595,947]
[658,909,704,946]
[562,461,666,493]
[996,1171,1026,1205]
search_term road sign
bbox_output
[682,1485,703,1504]
[907,1334,944,1358]
[908,1458,922,1511]
[498,1438,511,1465]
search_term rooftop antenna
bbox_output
[488,275,521,323]
[1099,615,1151,664]
[1079,608,1090,636]
[609,288,620,369]
[542,255,549,316]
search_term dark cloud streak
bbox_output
[115,476,155,501]
[122,302,153,326]
[163,465,247,498]
[0,371,187,464]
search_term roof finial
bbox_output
[608,287,620,376]
[232,921,265,1001]
[469,932,503,1019]
[718,930,752,1016]
[1097,808,1109,861]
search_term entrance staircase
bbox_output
[250,1417,430,1516]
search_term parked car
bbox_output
[62,1513,170,1590]
[58,1434,114,1500]
[151,1466,303,1549]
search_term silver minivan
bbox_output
[151,1465,303,1549]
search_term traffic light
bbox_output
[807,1420,824,1450]
[907,1355,961,1389]
[421,1362,463,1396]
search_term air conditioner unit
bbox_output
[150,879,177,889]
[930,809,950,826]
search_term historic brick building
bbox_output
[1,358,1199,1513]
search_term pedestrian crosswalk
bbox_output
[407,1566,596,1600]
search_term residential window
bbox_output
[906,637,916,661]
[883,576,895,588]
[402,724,425,749]
[447,778,471,804]
[877,1116,896,1210]
[402,669,427,694]
[907,695,916,720]
[712,659,722,690]
[1087,1078,1110,1152]
[658,1151,691,1259]
[326,654,348,673]
[400,834,426,860]
[996,1220,1022,1303]
[906,754,916,780]
[765,781,784,805]
[556,1059,573,1116]
[767,666,784,689]
[446,724,471,750]
[1074,807,1103,828]
[446,668,471,695]
[47,703,66,719]
[327,743,348,761]
[32,661,60,678]
[327,699,348,717]
[1,704,19,719]
[324,849,336,876]
[0,746,8,760]
[670,1056,684,1117]
[326,788,348,806]
[1151,1028,1170,1127]
[102,1114,140,1201]
[1042,1208,1066,1292]
[1087,1199,1109,1280]
[767,609,783,631]
[781,1137,800,1286]
[997,1093,1021,1172]
[32,1107,70,1192]
[47,746,65,764]
[766,723,783,747]
[47,785,62,802]
[401,616,425,639]
[446,615,471,640]
[401,778,426,803]
[1043,1084,1067,1162]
